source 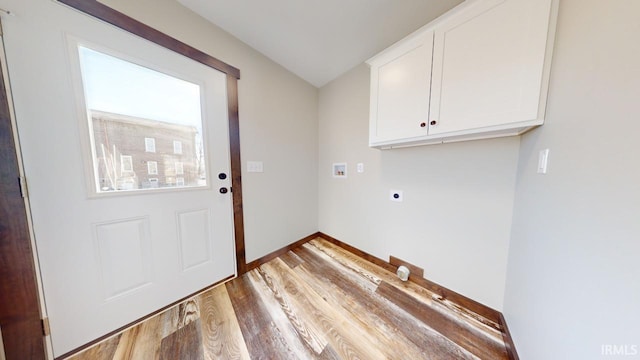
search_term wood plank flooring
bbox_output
[67,238,509,360]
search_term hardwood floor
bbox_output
[68,238,509,359]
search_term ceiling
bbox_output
[177,0,463,88]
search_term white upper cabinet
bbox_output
[367,0,558,149]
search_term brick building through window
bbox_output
[91,110,204,191]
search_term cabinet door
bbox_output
[429,0,553,135]
[370,30,434,144]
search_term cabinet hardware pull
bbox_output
[430,120,437,126]
[420,122,426,128]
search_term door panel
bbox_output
[2,0,235,356]
[177,209,214,271]
[94,217,153,300]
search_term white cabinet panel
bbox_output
[370,31,434,143]
[429,0,553,135]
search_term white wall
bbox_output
[503,0,640,358]
[318,64,520,310]
[99,0,319,261]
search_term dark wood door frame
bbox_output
[0,42,46,359]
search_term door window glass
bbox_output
[77,46,207,193]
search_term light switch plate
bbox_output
[537,149,549,174]
[357,163,364,173]
[247,161,263,173]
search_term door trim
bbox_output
[57,0,240,79]
[226,76,248,274]
[0,34,46,359]
[56,0,247,275]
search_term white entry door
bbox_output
[2,0,236,356]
